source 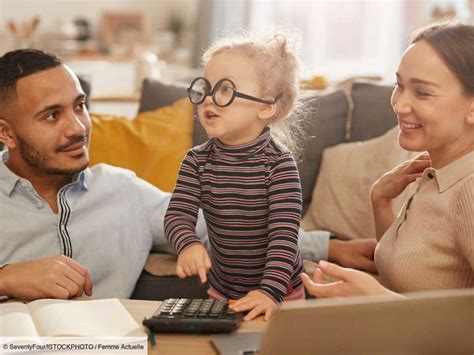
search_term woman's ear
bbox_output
[467,100,474,125]
[466,99,474,125]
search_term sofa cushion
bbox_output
[297,82,397,211]
[137,77,209,149]
[138,78,188,113]
[301,126,418,239]
[89,98,193,192]
[350,82,398,140]
[297,90,346,211]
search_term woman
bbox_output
[302,20,474,298]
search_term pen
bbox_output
[147,328,156,347]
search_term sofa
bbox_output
[89,77,400,300]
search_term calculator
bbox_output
[143,298,243,334]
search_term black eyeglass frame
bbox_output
[187,77,282,108]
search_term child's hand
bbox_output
[176,244,211,283]
[229,290,278,321]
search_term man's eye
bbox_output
[45,112,59,121]
[77,102,86,111]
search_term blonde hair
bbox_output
[202,29,304,158]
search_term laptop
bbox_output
[211,288,474,355]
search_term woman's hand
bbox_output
[229,290,278,321]
[370,152,431,205]
[370,153,431,239]
[176,244,211,283]
[301,261,396,298]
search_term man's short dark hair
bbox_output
[0,49,63,103]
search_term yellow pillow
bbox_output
[89,98,193,192]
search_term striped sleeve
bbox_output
[164,150,204,254]
[260,153,302,303]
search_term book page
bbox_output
[0,303,38,337]
[28,299,143,337]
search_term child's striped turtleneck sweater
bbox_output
[165,127,304,303]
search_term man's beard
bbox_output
[16,134,89,176]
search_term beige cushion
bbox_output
[301,126,418,240]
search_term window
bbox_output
[248,0,404,80]
[209,0,472,81]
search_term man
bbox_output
[0,49,376,301]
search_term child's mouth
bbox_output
[205,111,220,120]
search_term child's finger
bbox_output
[183,265,193,277]
[244,305,264,321]
[230,297,256,312]
[189,260,198,275]
[263,306,276,321]
[229,298,246,311]
[197,262,207,283]
[176,265,186,279]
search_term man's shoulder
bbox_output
[88,163,137,177]
[86,163,139,186]
[85,163,166,197]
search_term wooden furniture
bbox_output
[121,299,267,355]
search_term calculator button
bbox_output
[211,303,224,311]
[190,299,203,307]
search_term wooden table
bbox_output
[121,299,267,355]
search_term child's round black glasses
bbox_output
[187,77,282,108]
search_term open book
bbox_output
[0,298,145,337]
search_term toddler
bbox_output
[165,31,304,321]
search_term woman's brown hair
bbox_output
[411,20,474,96]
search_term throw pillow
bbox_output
[89,98,193,192]
[138,78,188,113]
[296,82,397,213]
[137,77,208,148]
[301,126,418,240]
